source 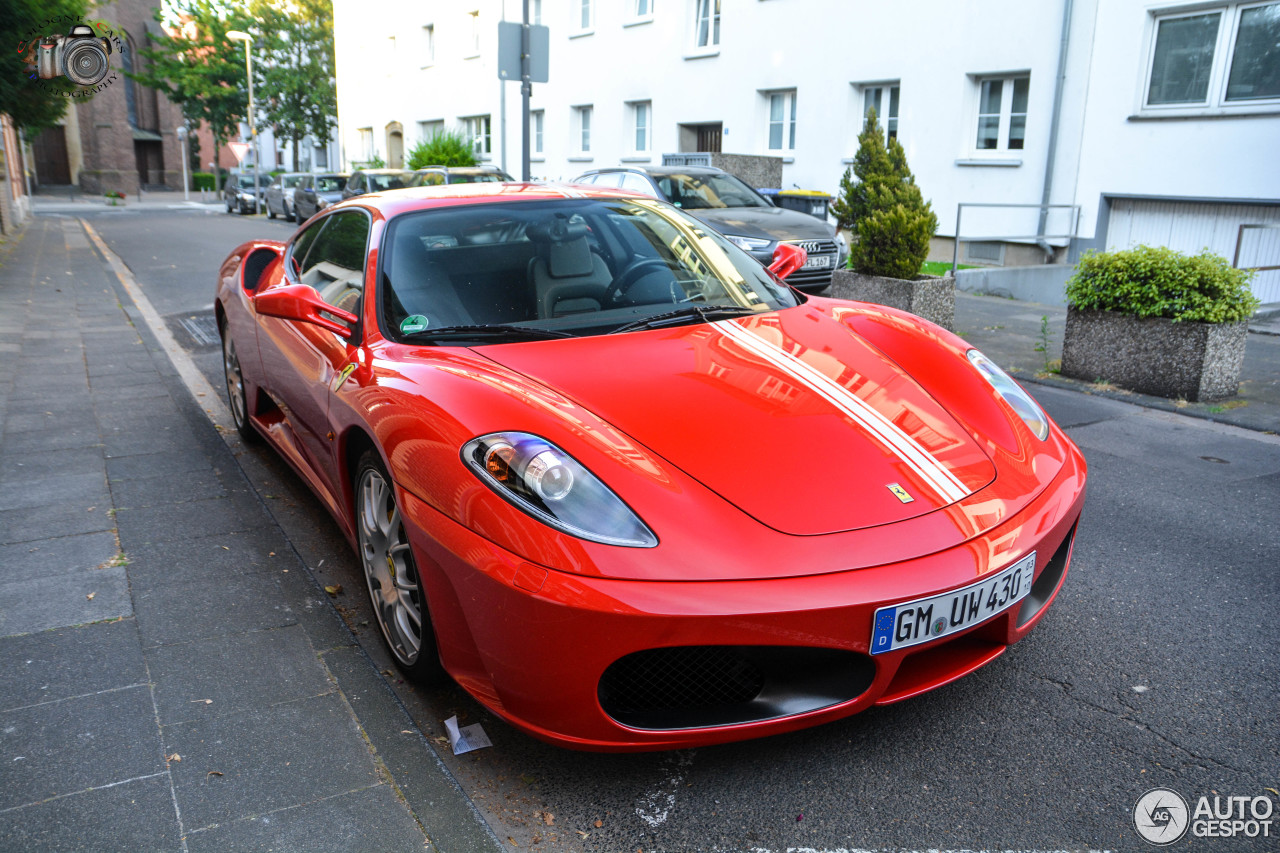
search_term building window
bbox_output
[467,10,480,56]
[694,0,720,48]
[422,24,434,66]
[532,110,544,155]
[358,127,374,160]
[974,74,1029,150]
[574,105,593,153]
[418,120,443,142]
[629,0,653,22]
[576,0,593,32]
[861,83,900,141]
[532,0,542,25]
[464,115,490,156]
[628,101,651,152]
[766,90,796,152]
[1145,2,1280,111]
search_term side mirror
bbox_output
[768,242,808,281]
[254,284,357,336]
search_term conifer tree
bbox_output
[837,108,939,280]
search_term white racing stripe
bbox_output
[713,319,970,504]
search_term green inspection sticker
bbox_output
[400,314,430,334]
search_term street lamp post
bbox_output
[227,30,259,214]
[176,126,189,202]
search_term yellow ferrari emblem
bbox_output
[887,483,914,504]
[331,363,357,392]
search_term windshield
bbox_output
[654,173,770,210]
[282,175,302,188]
[449,172,505,183]
[379,198,799,344]
[314,176,347,192]
[237,175,265,189]
[367,172,413,191]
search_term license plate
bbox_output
[870,552,1036,655]
[802,254,832,270]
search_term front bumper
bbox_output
[399,445,1085,751]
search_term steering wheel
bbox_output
[605,257,671,304]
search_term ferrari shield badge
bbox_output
[887,483,914,504]
[331,362,357,392]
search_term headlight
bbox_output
[462,432,658,548]
[967,350,1050,440]
[724,235,772,252]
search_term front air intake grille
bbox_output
[599,645,875,731]
[601,646,765,715]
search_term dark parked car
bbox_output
[574,166,847,292]
[265,172,306,222]
[411,165,513,186]
[293,173,348,221]
[223,173,269,215]
[343,169,416,199]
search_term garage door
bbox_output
[1106,199,1280,305]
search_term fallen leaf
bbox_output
[221,546,230,551]
[594,819,602,828]
[207,770,223,778]
[166,753,181,763]
[86,592,95,600]
[268,551,276,556]
[324,584,343,596]
[541,811,554,826]
[576,830,589,839]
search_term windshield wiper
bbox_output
[402,324,576,343]
[609,304,760,335]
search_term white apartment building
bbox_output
[333,0,1280,302]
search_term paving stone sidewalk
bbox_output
[0,218,500,852]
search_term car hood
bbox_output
[687,206,836,243]
[480,306,996,536]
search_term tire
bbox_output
[267,203,276,220]
[226,197,234,214]
[220,317,259,443]
[355,450,446,684]
[285,202,295,223]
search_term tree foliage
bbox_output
[252,0,336,168]
[1065,245,1259,324]
[129,1,253,182]
[838,108,939,280]
[407,129,478,169]
[1,0,91,132]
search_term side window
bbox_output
[297,211,370,316]
[619,173,656,196]
[288,219,324,279]
[421,171,446,186]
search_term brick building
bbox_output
[28,0,184,194]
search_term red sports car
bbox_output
[215,183,1086,751]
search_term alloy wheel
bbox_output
[358,465,423,667]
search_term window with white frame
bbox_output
[358,127,374,160]
[467,10,480,56]
[463,115,491,156]
[765,90,796,152]
[532,0,542,25]
[422,24,434,66]
[1144,2,1280,111]
[629,0,653,23]
[861,82,900,141]
[629,101,651,153]
[418,120,443,142]
[574,105,593,153]
[694,0,720,49]
[973,74,1029,151]
[575,0,593,33]
[532,110,544,156]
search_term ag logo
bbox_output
[1134,787,1189,845]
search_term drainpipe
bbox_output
[1038,0,1074,262]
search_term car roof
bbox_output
[583,165,725,178]
[331,181,636,217]
[353,168,414,175]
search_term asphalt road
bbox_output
[78,206,1280,852]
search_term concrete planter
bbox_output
[828,269,955,331]
[1060,308,1248,402]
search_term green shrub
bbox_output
[838,108,938,279]
[1065,245,1259,324]
[407,129,478,169]
[192,172,217,191]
